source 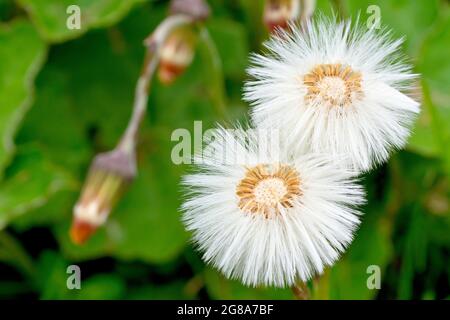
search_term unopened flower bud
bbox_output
[70,148,136,245]
[169,0,210,22]
[158,26,197,85]
[264,0,301,32]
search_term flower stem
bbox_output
[118,50,158,154]
[311,270,329,300]
[118,15,195,154]
[291,281,310,300]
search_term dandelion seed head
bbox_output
[245,16,420,172]
[181,127,365,287]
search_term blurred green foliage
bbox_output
[0,0,449,300]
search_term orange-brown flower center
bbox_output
[236,164,301,218]
[303,63,363,108]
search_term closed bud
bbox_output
[70,148,136,245]
[264,0,301,32]
[158,26,197,85]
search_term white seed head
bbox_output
[181,127,365,287]
[245,16,420,172]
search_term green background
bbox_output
[0,0,449,299]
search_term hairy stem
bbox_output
[118,15,195,154]
[291,281,310,300]
[118,50,159,153]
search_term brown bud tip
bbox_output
[265,19,289,33]
[157,27,196,85]
[158,61,186,85]
[70,219,98,245]
[169,0,210,21]
[264,0,300,33]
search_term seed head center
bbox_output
[303,63,363,108]
[254,177,288,207]
[318,76,346,102]
[236,164,302,218]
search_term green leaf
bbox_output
[330,224,392,300]
[73,274,125,300]
[0,145,76,229]
[17,0,147,43]
[127,281,191,299]
[417,12,450,101]
[12,190,77,231]
[347,0,440,56]
[397,206,428,299]
[0,0,15,21]
[17,6,157,150]
[36,250,125,299]
[204,267,293,300]
[0,230,35,278]
[14,6,233,263]
[16,65,92,172]
[0,19,46,173]
[408,101,441,158]
[36,250,71,299]
[318,170,395,300]
[205,18,249,79]
[236,0,266,49]
[323,209,393,299]
[55,127,188,263]
[412,11,450,171]
[345,1,450,170]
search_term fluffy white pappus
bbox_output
[181,127,365,288]
[244,15,420,172]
